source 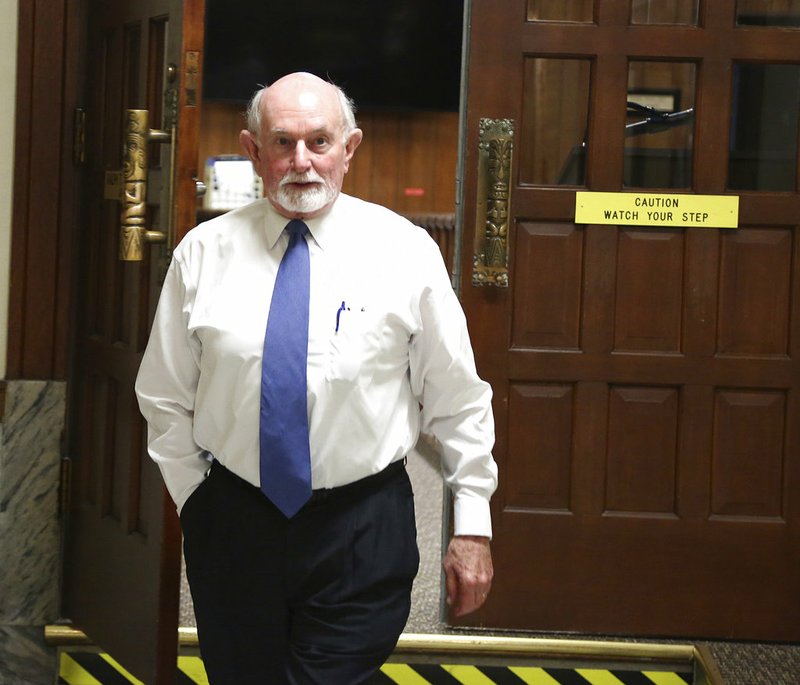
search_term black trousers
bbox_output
[180,460,419,685]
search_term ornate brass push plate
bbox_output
[472,117,514,288]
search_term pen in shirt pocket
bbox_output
[335,301,348,333]
[335,301,367,333]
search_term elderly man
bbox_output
[136,72,497,684]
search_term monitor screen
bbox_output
[203,0,465,112]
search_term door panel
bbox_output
[460,0,800,640]
[63,2,203,683]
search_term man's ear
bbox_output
[342,128,363,173]
[240,129,260,164]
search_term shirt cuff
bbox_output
[453,490,493,539]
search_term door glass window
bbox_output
[528,0,593,22]
[630,0,699,25]
[520,58,591,185]
[737,0,800,27]
[728,63,800,191]
[625,61,696,189]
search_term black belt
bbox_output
[209,457,407,510]
[305,457,407,507]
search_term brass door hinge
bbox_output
[104,170,123,200]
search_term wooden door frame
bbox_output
[11,2,202,680]
[9,0,85,382]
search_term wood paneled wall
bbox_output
[199,101,460,215]
[344,109,459,215]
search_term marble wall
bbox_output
[0,380,65,684]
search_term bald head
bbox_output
[246,73,357,143]
[239,72,363,219]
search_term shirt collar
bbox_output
[262,194,347,252]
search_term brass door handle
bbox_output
[472,118,514,288]
[119,109,174,261]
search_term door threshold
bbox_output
[390,633,724,684]
[48,625,724,684]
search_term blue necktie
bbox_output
[259,219,312,517]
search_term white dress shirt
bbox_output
[135,193,497,537]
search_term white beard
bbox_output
[274,171,338,214]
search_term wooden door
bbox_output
[459,0,800,641]
[62,2,204,682]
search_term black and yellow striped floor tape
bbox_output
[59,651,694,684]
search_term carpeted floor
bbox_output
[705,641,800,685]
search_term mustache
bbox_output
[280,171,325,186]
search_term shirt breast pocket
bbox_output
[326,304,380,384]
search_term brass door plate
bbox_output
[104,170,123,201]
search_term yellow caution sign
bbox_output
[575,191,739,228]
